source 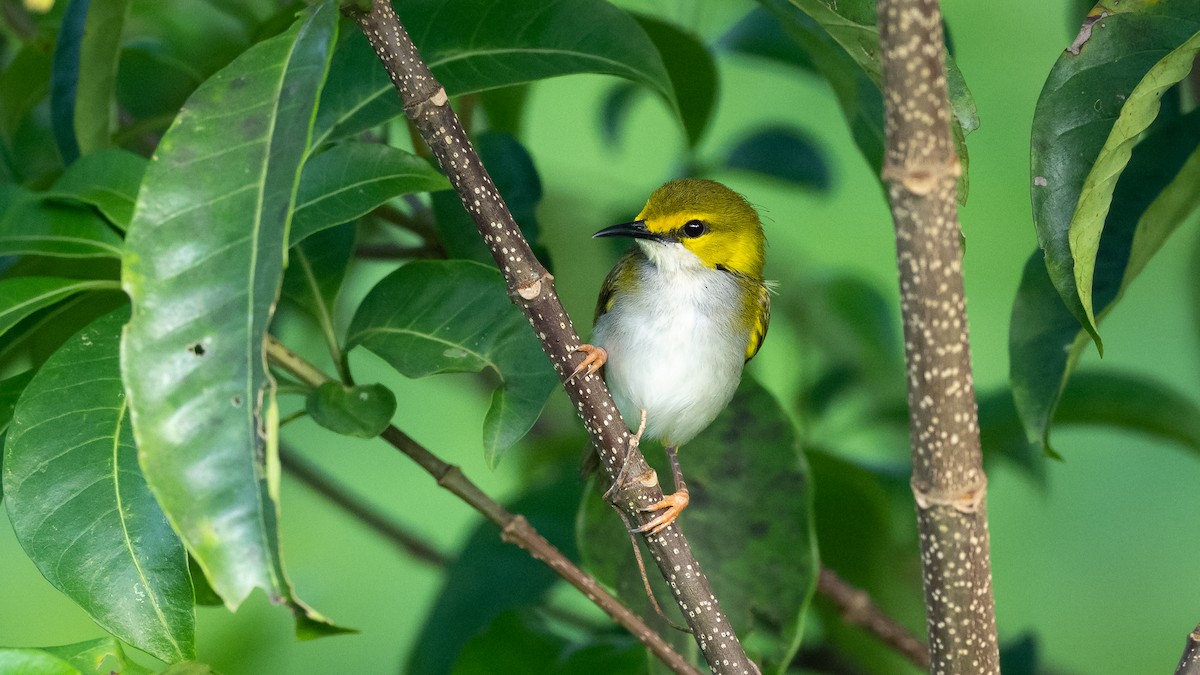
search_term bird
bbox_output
[573,178,770,535]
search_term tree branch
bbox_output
[877,0,1000,672]
[343,2,756,672]
[265,335,700,675]
[816,567,929,670]
[1176,624,1200,675]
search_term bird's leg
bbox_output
[567,344,607,382]
[631,444,689,536]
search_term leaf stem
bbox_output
[344,4,755,671]
[292,247,352,383]
[264,335,700,675]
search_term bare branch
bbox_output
[816,567,929,670]
[877,0,1000,671]
[343,2,756,672]
[265,335,700,675]
[1176,624,1200,675]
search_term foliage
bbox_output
[0,0,1197,673]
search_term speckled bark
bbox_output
[877,0,1000,673]
[1175,624,1200,675]
[345,2,754,672]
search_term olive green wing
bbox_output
[745,281,771,361]
[593,251,640,324]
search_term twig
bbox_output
[816,567,929,669]
[877,0,1000,671]
[265,335,700,675]
[279,447,448,566]
[344,3,756,673]
[1176,624,1200,675]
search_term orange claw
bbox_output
[568,344,608,382]
[631,487,690,536]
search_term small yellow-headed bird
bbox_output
[574,178,770,534]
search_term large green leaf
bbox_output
[0,650,78,675]
[762,0,976,200]
[578,376,816,672]
[45,148,147,230]
[346,260,556,466]
[0,184,123,258]
[1030,2,1200,346]
[290,141,449,245]
[120,1,343,629]
[0,369,36,500]
[74,0,131,154]
[4,309,195,662]
[0,637,155,675]
[1013,107,1200,451]
[0,276,121,340]
[314,0,674,146]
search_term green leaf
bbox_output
[1030,4,1200,346]
[346,260,556,466]
[720,5,816,72]
[1013,107,1200,451]
[0,44,53,143]
[314,0,675,147]
[1056,372,1200,455]
[291,141,449,245]
[120,1,343,630]
[281,222,355,323]
[4,308,195,662]
[50,0,87,163]
[0,184,124,258]
[723,125,831,190]
[762,0,975,201]
[74,0,131,154]
[305,381,397,438]
[632,13,716,147]
[0,276,122,340]
[431,132,545,265]
[42,637,153,675]
[45,148,147,230]
[409,477,580,675]
[451,611,643,675]
[578,376,816,671]
[0,649,78,675]
[0,369,36,500]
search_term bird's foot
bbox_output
[631,487,690,536]
[566,344,607,382]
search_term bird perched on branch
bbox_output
[573,178,770,535]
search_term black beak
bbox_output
[592,220,661,241]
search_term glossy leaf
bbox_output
[578,376,816,671]
[0,276,121,340]
[306,381,397,438]
[45,148,147,230]
[408,477,580,675]
[346,260,556,466]
[291,141,449,245]
[1013,107,1200,450]
[1031,4,1200,343]
[42,637,153,675]
[0,650,77,675]
[0,369,35,499]
[723,125,831,190]
[0,184,123,258]
[50,0,87,162]
[313,0,674,146]
[431,132,545,265]
[4,309,195,662]
[74,0,131,153]
[120,1,342,629]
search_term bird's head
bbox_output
[594,179,765,278]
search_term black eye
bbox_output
[681,219,706,238]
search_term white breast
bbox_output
[593,241,748,447]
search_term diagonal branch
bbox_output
[342,2,756,672]
[816,567,929,670]
[1176,624,1200,675]
[265,335,699,675]
[877,0,1000,671]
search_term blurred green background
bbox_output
[3,0,1199,672]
